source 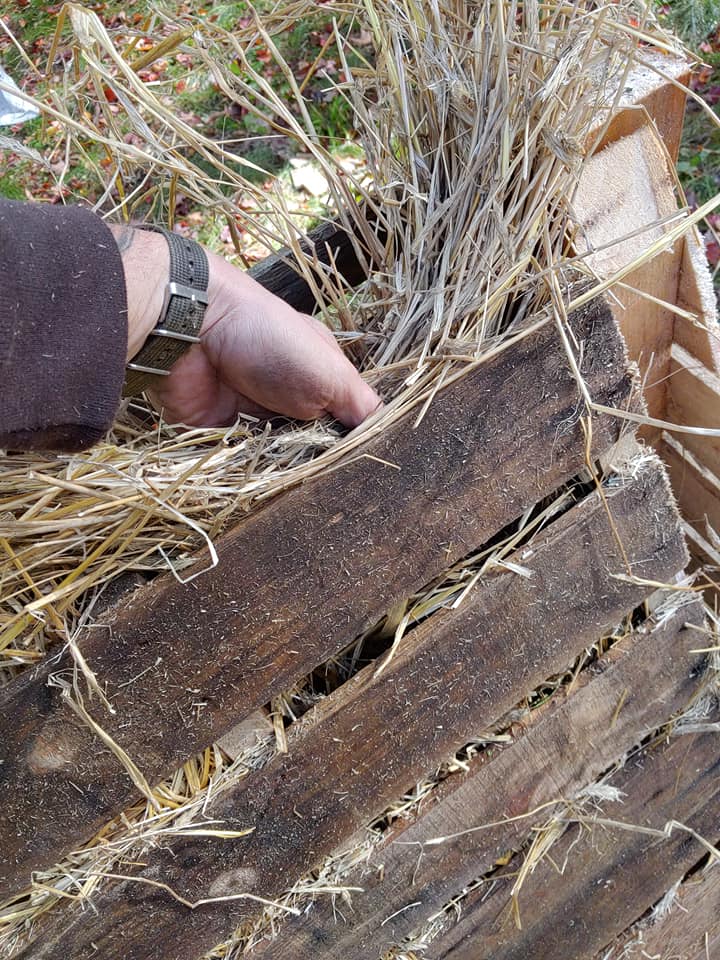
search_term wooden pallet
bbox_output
[2,54,719,960]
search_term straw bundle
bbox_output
[2,0,706,683]
[1,0,719,952]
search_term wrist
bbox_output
[109,224,170,361]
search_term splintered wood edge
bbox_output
[13,453,691,960]
[427,698,719,960]
[593,867,720,960]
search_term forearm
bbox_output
[107,223,167,360]
[0,199,127,452]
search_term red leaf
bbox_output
[706,237,720,268]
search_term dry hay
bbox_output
[3,0,718,681]
[1,0,720,952]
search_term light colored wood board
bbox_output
[660,431,720,539]
[681,521,720,571]
[427,721,720,960]
[574,124,681,420]
[597,868,720,960]
[591,52,690,162]
[13,461,691,960]
[216,709,274,761]
[674,228,720,374]
[0,297,638,900]
[668,342,720,477]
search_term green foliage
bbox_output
[660,0,719,43]
[0,168,26,201]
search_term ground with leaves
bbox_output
[1,0,718,280]
[0,0,371,259]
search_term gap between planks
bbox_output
[0,296,636,899]
[14,454,692,960]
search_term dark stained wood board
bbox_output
[0,297,637,897]
[249,599,706,960]
[427,717,720,960]
[593,865,720,960]
[595,867,720,960]
[16,458,692,960]
[247,218,374,310]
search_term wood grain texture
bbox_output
[250,599,705,960]
[428,718,720,960]
[660,432,720,539]
[673,230,720,375]
[0,299,636,898]
[597,868,720,960]
[668,342,720,477]
[16,458,691,960]
[574,124,681,421]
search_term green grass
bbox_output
[0,0,366,220]
[660,0,720,44]
[0,167,26,200]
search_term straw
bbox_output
[1,0,718,952]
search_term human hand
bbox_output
[111,225,381,428]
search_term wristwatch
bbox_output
[123,226,210,396]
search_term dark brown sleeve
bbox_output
[0,198,127,451]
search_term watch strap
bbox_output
[123,227,209,396]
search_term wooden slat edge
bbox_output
[596,867,720,960]
[660,430,720,540]
[574,124,680,422]
[668,342,720,476]
[674,228,720,374]
[590,52,690,161]
[428,714,720,960]
[18,456,691,960]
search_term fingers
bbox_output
[196,253,382,429]
[322,353,382,427]
[296,313,381,426]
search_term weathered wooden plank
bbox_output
[427,719,720,960]
[574,124,680,421]
[597,868,720,960]
[674,229,720,375]
[0,297,636,897]
[248,599,705,960]
[17,459,691,960]
[660,432,720,540]
[668,343,720,477]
